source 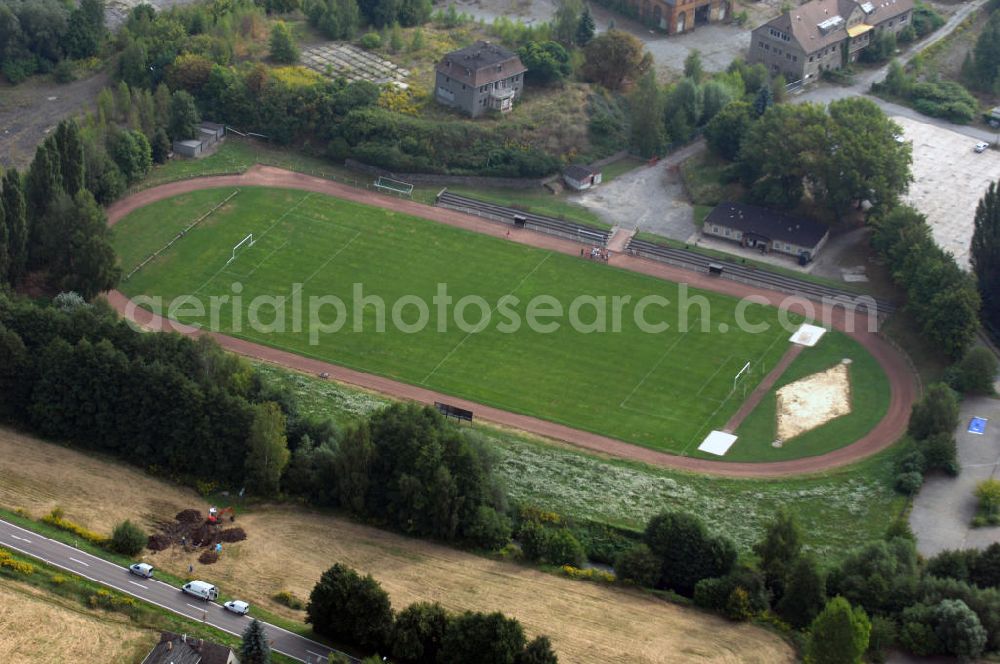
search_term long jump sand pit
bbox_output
[776,362,852,441]
[0,427,794,664]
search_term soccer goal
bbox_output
[226,233,254,265]
[374,176,414,198]
[732,360,751,394]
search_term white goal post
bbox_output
[732,360,751,393]
[374,176,414,197]
[227,233,255,265]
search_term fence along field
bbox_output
[113,186,877,458]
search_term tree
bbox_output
[827,538,920,616]
[151,127,172,164]
[776,554,826,629]
[168,90,200,140]
[24,141,62,258]
[949,347,998,394]
[972,181,1000,334]
[704,100,753,161]
[65,0,105,59]
[391,602,450,663]
[699,80,733,126]
[628,69,666,157]
[240,618,272,664]
[975,479,1000,519]
[934,599,987,658]
[269,21,299,64]
[553,0,582,45]
[244,402,290,496]
[47,190,120,299]
[0,196,7,285]
[970,12,1000,92]
[109,520,147,556]
[307,564,393,651]
[542,528,585,567]
[754,509,802,600]
[908,383,960,441]
[517,636,558,664]
[644,511,737,595]
[109,130,152,185]
[463,505,511,550]
[439,611,526,664]
[683,49,704,82]
[581,29,651,91]
[920,432,958,476]
[2,169,28,283]
[752,83,773,117]
[54,120,85,196]
[576,6,595,46]
[518,41,572,86]
[805,597,871,664]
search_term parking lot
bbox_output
[894,114,1000,267]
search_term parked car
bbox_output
[129,563,154,578]
[975,141,990,153]
[181,580,219,601]
[224,600,250,615]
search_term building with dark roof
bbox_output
[434,41,527,118]
[563,164,603,191]
[749,0,914,83]
[703,202,830,261]
[141,632,240,664]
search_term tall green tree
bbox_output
[704,100,753,160]
[553,0,582,45]
[972,181,1000,333]
[517,635,559,664]
[168,90,201,140]
[644,511,737,596]
[806,597,872,664]
[307,564,394,651]
[391,602,450,663]
[909,383,960,441]
[65,0,105,59]
[752,83,773,117]
[971,12,1000,92]
[576,6,595,46]
[49,190,121,299]
[2,169,28,283]
[244,401,290,497]
[0,195,8,285]
[753,509,802,599]
[581,29,651,91]
[54,120,85,195]
[269,21,299,64]
[439,611,526,664]
[776,554,826,629]
[683,49,704,82]
[518,41,572,86]
[628,69,666,157]
[24,141,62,267]
[240,618,272,664]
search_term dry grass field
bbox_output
[0,427,795,663]
[0,579,157,663]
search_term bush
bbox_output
[541,528,586,567]
[947,347,998,395]
[463,506,512,551]
[109,520,147,556]
[895,471,924,495]
[976,479,1000,521]
[866,615,898,663]
[614,543,661,588]
[359,33,382,50]
[42,508,108,546]
[694,567,769,620]
[908,384,960,441]
[273,590,306,610]
[921,433,958,476]
[53,60,76,83]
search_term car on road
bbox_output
[181,580,219,601]
[128,563,154,578]
[224,600,250,615]
[975,141,990,153]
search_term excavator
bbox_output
[206,506,235,525]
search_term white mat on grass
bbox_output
[698,431,738,456]
[789,323,827,347]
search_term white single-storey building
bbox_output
[563,164,603,191]
[703,201,830,262]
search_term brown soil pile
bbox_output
[198,551,219,565]
[146,509,245,553]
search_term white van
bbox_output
[181,580,219,601]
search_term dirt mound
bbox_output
[146,533,172,551]
[217,528,246,543]
[198,551,219,565]
[175,509,202,524]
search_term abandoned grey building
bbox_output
[434,41,527,118]
[749,0,914,83]
[703,202,830,262]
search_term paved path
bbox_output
[0,518,348,664]
[910,396,1000,557]
[105,166,918,478]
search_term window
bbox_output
[809,55,814,61]
[712,226,719,234]
[793,55,798,62]
[724,228,731,237]
[785,243,792,251]
[900,14,907,22]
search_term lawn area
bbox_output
[254,361,906,559]
[112,187,890,459]
[732,331,891,462]
[0,427,795,664]
[0,579,157,664]
[600,156,645,183]
[680,151,744,208]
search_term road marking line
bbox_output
[68,557,90,567]
[10,534,30,543]
[307,650,324,658]
[129,580,148,589]
[187,603,206,611]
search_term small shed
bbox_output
[198,122,226,148]
[172,140,203,158]
[563,164,603,191]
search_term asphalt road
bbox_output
[0,518,354,664]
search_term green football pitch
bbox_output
[113,187,887,458]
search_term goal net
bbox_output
[226,233,254,265]
[732,360,751,394]
[374,176,414,197]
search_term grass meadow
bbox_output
[114,187,887,459]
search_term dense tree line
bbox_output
[0,0,105,82]
[871,205,980,359]
[307,563,558,662]
[972,181,1000,340]
[962,9,1000,95]
[875,60,979,124]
